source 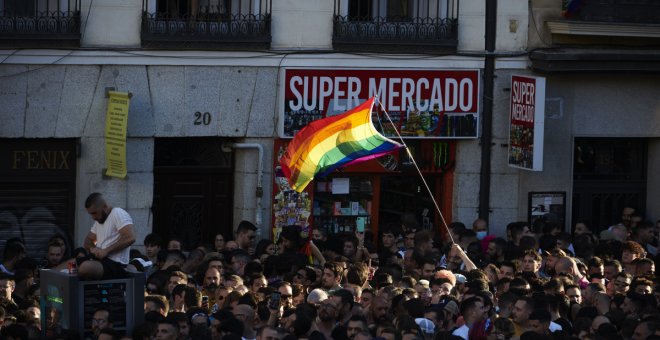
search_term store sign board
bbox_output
[279,68,480,139]
[508,75,545,171]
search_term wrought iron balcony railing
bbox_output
[547,0,660,46]
[0,0,80,47]
[141,0,271,49]
[333,0,458,53]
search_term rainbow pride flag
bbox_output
[281,97,403,192]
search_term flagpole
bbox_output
[374,97,456,244]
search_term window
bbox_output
[2,1,35,17]
[343,0,450,22]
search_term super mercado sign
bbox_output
[279,68,480,139]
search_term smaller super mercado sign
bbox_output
[508,75,545,171]
[279,69,480,139]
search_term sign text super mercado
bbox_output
[104,91,130,179]
[280,69,480,139]
[508,75,545,171]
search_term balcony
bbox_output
[0,0,81,47]
[332,0,458,53]
[141,0,271,49]
[531,1,660,72]
[568,0,660,24]
[548,0,660,44]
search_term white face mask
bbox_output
[476,231,487,240]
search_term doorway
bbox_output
[572,138,647,233]
[153,138,234,250]
[379,175,438,231]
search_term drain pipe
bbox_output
[479,0,497,223]
[227,143,264,236]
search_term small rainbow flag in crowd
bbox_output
[281,97,403,192]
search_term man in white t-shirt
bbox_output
[79,193,136,280]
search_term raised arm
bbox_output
[452,243,477,272]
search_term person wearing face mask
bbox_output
[472,218,488,241]
[78,192,136,280]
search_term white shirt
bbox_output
[91,207,133,264]
[452,325,469,339]
[549,321,563,332]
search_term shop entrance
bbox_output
[153,138,234,251]
[572,138,647,233]
[311,173,446,240]
[308,140,455,244]
[379,176,439,231]
[0,138,77,259]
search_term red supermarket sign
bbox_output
[279,69,480,139]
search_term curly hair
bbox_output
[622,241,646,257]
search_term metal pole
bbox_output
[479,0,496,223]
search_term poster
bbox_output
[272,139,313,241]
[508,75,545,171]
[104,91,130,178]
[279,68,480,139]
[528,192,565,229]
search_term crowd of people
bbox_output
[0,193,659,340]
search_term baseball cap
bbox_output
[307,288,329,304]
[454,273,467,284]
[415,318,435,334]
[441,299,459,316]
[599,229,615,241]
[203,251,223,262]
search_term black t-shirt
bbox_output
[330,324,348,340]
[553,317,572,335]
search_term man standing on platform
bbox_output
[79,193,136,280]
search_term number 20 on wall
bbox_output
[194,112,212,126]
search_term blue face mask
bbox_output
[476,231,487,240]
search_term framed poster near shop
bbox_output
[528,192,566,230]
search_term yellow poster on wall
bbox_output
[104,91,130,179]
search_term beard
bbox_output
[97,209,110,224]
[205,283,218,292]
[545,266,556,276]
[376,313,389,323]
[318,310,336,322]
